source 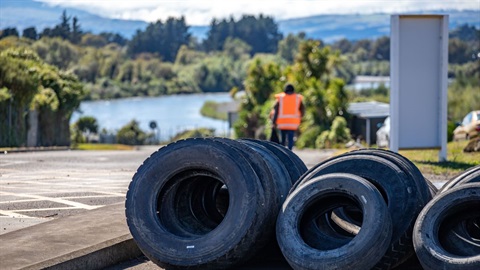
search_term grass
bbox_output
[200,101,228,121]
[73,143,135,151]
[332,140,478,177]
[399,140,479,177]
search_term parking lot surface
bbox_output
[0,146,159,235]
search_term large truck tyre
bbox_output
[293,154,426,269]
[241,138,307,185]
[439,165,480,193]
[413,183,480,270]
[126,138,276,269]
[276,173,392,270]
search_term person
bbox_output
[271,83,305,150]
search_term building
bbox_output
[347,101,390,146]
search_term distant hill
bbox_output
[0,0,148,38]
[1,0,478,42]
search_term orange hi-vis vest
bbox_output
[275,92,303,130]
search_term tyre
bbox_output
[413,183,480,270]
[440,216,480,256]
[346,148,432,205]
[439,165,480,193]
[237,139,292,204]
[276,173,392,270]
[126,138,274,269]
[295,153,426,269]
[241,138,307,185]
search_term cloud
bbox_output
[36,0,480,25]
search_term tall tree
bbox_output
[204,14,282,55]
[22,27,38,40]
[0,27,19,39]
[127,17,190,62]
[71,16,82,44]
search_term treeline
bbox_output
[1,11,479,148]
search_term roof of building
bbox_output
[347,101,390,118]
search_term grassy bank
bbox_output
[200,100,229,121]
[73,143,135,150]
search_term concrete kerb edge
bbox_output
[21,234,143,270]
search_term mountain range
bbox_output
[1,0,479,42]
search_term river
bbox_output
[70,93,233,142]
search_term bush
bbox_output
[315,116,351,149]
[116,120,147,145]
[296,126,322,149]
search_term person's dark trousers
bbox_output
[280,129,295,150]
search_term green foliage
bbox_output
[315,116,351,148]
[233,57,282,138]
[200,101,228,120]
[127,17,190,62]
[71,116,99,144]
[204,15,282,55]
[116,120,148,145]
[0,47,85,147]
[74,116,99,133]
[296,126,322,149]
[170,128,215,141]
[32,37,79,70]
[448,60,480,123]
[277,33,305,63]
[39,10,83,44]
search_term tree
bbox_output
[71,116,98,143]
[204,15,283,55]
[0,27,19,39]
[234,57,282,138]
[116,120,147,145]
[370,36,390,60]
[0,48,85,147]
[99,32,127,46]
[127,17,191,62]
[80,33,108,48]
[71,16,82,44]
[22,27,38,40]
[278,33,304,63]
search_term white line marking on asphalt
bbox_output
[0,210,36,218]
[0,191,98,210]
[14,206,104,212]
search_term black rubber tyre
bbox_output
[439,165,480,193]
[413,183,480,270]
[237,139,292,204]
[295,153,425,269]
[241,138,307,185]
[440,215,480,256]
[125,138,274,269]
[276,173,392,270]
[346,148,432,205]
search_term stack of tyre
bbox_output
[276,148,435,270]
[126,138,480,269]
[125,137,307,269]
[413,165,480,270]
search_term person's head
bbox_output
[284,83,294,94]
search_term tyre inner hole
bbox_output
[157,169,229,238]
[438,202,480,255]
[300,193,363,250]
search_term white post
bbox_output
[439,15,449,162]
[389,15,400,153]
[366,118,371,147]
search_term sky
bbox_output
[36,0,480,25]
